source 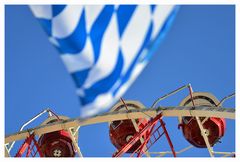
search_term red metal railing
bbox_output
[15,133,43,157]
[112,113,176,157]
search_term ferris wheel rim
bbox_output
[5,105,235,144]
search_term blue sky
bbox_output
[5,5,235,157]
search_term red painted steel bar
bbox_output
[139,125,165,156]
[32,135,44,157]
[113,113,163,157]
[188,84,196,107]
[15,133,43,157]
[130,123,157,157]
[137,124,157,157]
[120,98,129,111]
[159,118,177,157]
[15,134,35,157]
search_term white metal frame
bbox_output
[67,126,83,157]
[5,84,235,157]
[5,106,234,145]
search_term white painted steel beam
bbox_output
[5,106,235,144]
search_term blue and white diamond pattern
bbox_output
[30,5,179,117]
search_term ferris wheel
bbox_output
[4,84,235,157]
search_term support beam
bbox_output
[148,145,194,157]
[195,116,214,157]
[159,118,176,157]
[68,128,83,157]
[131,119,151,157]
[5,145,10,157]
[5,106,235,144]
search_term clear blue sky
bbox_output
[5,5,235,157]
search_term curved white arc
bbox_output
[61,38,94,73]
[52,5,83,39]
[120,6,151,75]
[83,13,120,89]
[151,5,175,41]
[29,5,53,19]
